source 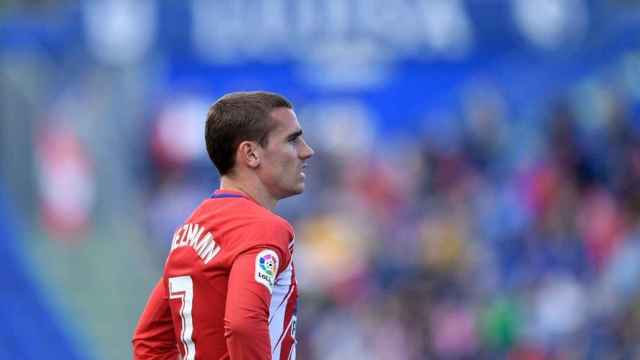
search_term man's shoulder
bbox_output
[229,208,294,258]
[182,195,294,247]
[210,196,293,232]
[254,208,295,238]
[186,196,261,222]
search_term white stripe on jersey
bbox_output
[269,261,294,360]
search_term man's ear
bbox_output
[237,141,261,169]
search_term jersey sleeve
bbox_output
[231,219,293,274]
[224,220,292,359]
[132,279,179,360]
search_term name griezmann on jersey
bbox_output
[170,223,220,263]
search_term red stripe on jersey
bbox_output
[278,265,298,360]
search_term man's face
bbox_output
[257,107,314,200]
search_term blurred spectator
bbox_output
[36,122,95,241]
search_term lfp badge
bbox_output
[255,249,279,292]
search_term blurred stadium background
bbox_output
[2,0,640,359]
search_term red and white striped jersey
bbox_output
[133,190,298,360]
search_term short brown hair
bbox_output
[205,91,293,175]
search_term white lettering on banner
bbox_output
[191,0,473,64]
[170,223,221,264]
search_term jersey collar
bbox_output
[210,189,244,199]
[210,189,260,204]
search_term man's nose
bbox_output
[301,140,314,159]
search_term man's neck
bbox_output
[219,175,277,210]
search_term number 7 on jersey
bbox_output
[169,276,196,360]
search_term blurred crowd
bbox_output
[298,64,640,358]
[139,53,640,359]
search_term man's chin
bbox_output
[277,185,305,200]
[292,184,305,195]
[291,183,306,195]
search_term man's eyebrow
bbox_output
[287,129,303,140]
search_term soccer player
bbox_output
[132,91,314,360]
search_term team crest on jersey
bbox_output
[255,249,279,292]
